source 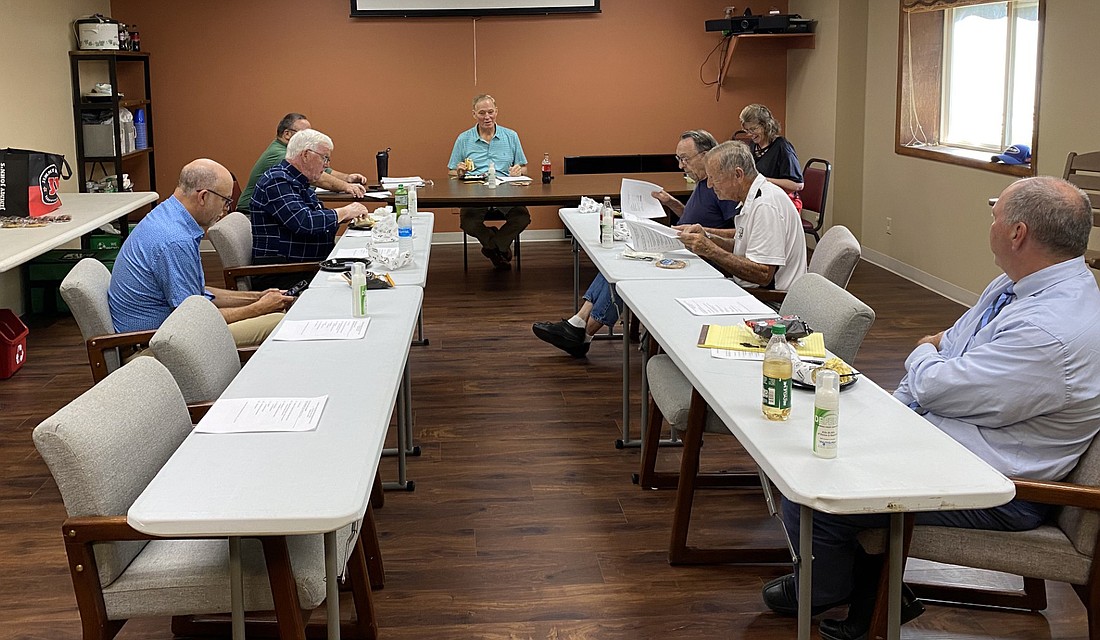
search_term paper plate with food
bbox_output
[792,357,859,390]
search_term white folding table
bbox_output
[558,208,727,449]
[0,192,157,272]
[616,279,1015,640]
[129,284,424,640]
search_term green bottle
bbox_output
[395,183,408,214]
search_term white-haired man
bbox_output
[251,128,369,289]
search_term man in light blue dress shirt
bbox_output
[447,94,529,269]
[763,176,1100,640]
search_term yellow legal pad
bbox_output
[697,324,827,358]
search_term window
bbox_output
[896,0,1044,176]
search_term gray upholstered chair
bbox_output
[207,212,319,291]
[637,273,875,562]
[32,356,377,640]
[751,224,861,306]
[857,427,1100,639]
[59,257,155,383]
[149,295,243,422]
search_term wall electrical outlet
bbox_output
[886,217,892,235]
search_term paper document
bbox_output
[624,218,683,253]
[272,318,370,341]
[620,178,666,219]
[697,324,827,358]
[332,248,369,260]
[381,177,424,188]
[711,349,765,361]
[496,175,532,183]
[196,396,328,434]
[365,191,392,199]
[344,229,372,238]
[677,297,773,316]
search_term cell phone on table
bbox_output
[284,280,309,297]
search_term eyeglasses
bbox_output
[198,188,233,212]
[676,152,702,165]
[475,109,498,117]
[306,149,331,165]
[740,123,765,134]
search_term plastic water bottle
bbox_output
[350,262,368,317]
[813,368,840,458]
[134,108,147,150]
[762,324,793,421]
[394,183,408,215]
[600,196,615,248]
[397,209,413,254]
[408,183,418,215]
[486,161,498,189]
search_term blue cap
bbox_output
[991,144,1031,165]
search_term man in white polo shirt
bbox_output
[678,140,807,290]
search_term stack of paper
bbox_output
[620,179,666,219]
[381,177,425,189]
[624,217,683,253]
[697,323,827,358]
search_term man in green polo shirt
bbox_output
[237,112,369,213]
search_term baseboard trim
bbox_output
[860,247,978,308]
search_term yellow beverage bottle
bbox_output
[762,323,793,421]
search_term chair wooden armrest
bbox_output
[1085,249,1099,271]
[237,346,257,364]
[86,330,157,383]
[188,402,214,424]
[223,262,320,290]
[62,515,159,543]
[748,289,787,305]
[1011,476,1100,510]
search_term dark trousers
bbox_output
[459,206,530,252]
[779,496,1049,606]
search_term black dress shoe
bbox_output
[761,574,849,618]
[532,320,589,357]
[481,246,511,269]
[818,586,926,640]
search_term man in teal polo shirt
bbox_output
[447,94,530,269]
[237,113,369,213]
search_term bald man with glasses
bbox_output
[109,159,293,347]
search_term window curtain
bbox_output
[902,0,1002,13]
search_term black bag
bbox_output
[0,148,72,217]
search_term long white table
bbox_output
[558,208,728,448]
[0,191,157,272]
[129,284,424,639]
[616,279,1015,640]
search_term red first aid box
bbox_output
[0,309,28,379]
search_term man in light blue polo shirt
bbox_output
[447,94,530,269]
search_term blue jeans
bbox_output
[780,496,1048,606]
[584,273,623,327]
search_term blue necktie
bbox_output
[909,285,1016,416]
[975,286,1015,334]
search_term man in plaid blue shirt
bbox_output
[251,129,369,289]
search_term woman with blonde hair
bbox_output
[738,103,805,211]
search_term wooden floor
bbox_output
[0,240,1089,639]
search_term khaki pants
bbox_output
[459,206,531,252]
[228,312,285,347]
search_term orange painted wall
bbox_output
[108,0,790,231]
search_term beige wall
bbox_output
[0,0,110,313]
[787,0,1100,304]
